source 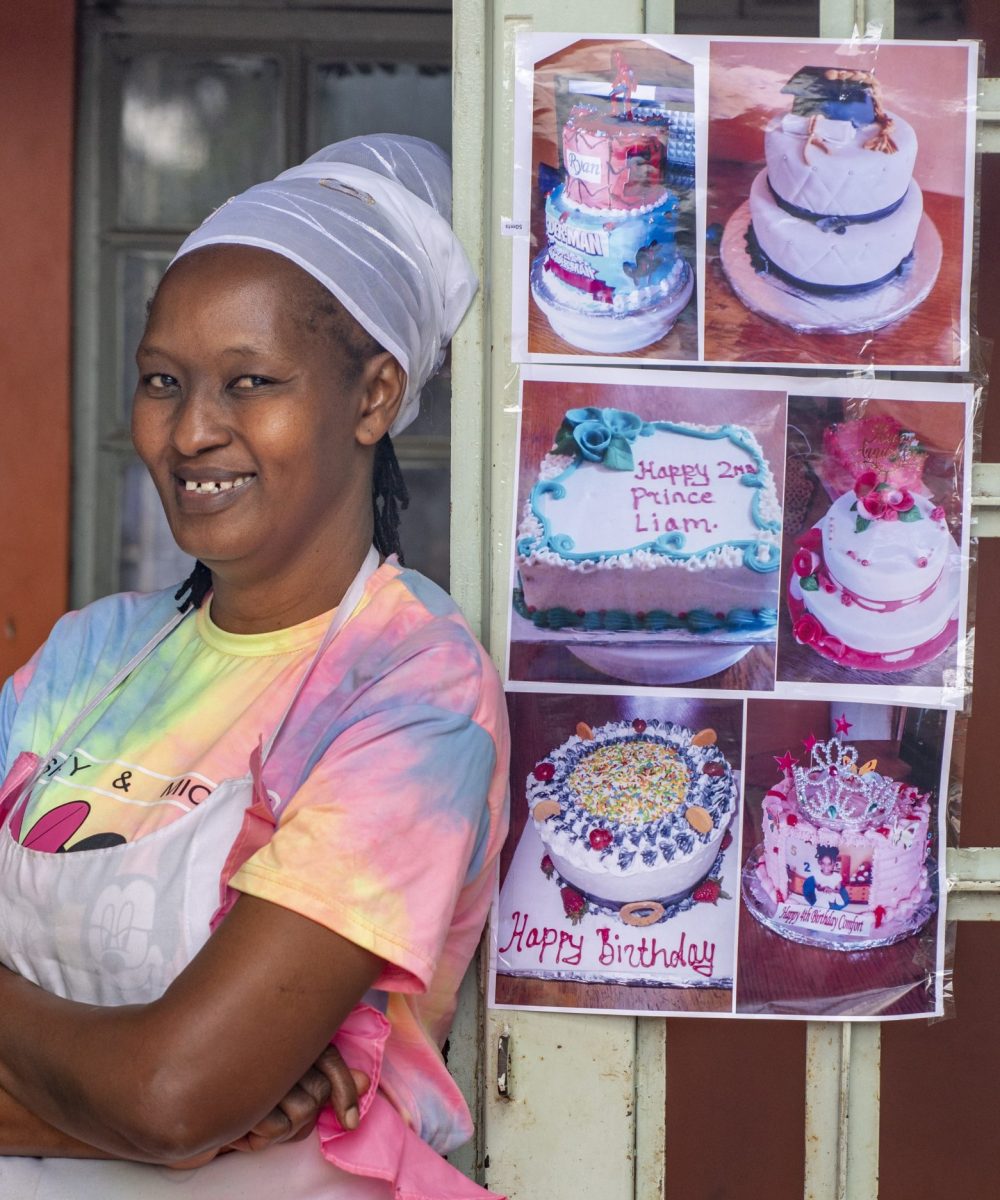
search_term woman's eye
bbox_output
[143,373,179,391]
[231,375,273,390]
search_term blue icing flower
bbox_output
[564,406,603,426]
[641,849,658,867]
[599,408,642,439]
[572,419,613,462]
[618,849,635,870]
[566,407,643,470]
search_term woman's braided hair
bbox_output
[174,279,409,613]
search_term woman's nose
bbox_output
[169,386,232,457]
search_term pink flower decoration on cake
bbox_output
[854,472,917,522]
[799,527,823,553]
[861,492,887,519]
[931,505,946,522]
[819,634,847,659]
[792,612,823,646]
[792,548,819,578]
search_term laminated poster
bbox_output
[492,364,975,1020]
[510,33,978,371]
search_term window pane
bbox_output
[119,51,284,229]
[395,461,451,590]
[310,62,452,155]
[118,460,194,594]
[119,250,174,424]
[400,371,452,440]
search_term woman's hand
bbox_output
[167,1045,370,1170]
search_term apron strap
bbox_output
[260,544,380,768]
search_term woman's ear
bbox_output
[356,353,407,446]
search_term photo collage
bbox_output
[493,32,981,1021]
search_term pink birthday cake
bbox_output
[788,470,959,671]
[531,53,694,352]
[753,736,934,946]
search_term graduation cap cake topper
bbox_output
[782,66,898,154]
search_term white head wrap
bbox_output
[170,134,477,435]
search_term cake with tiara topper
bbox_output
[531,51,695,353]
[721,66,940,334]
[514,405,782,642]
[788,461,960,672]
[528,718,737,928]
[744,722,935,949]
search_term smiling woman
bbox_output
[0,136,509,1200]
[133,245,404,633]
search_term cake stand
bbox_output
[510,607,774,686]
[741,845,937,951]
[719,201,943,336]
[530,254,694,353]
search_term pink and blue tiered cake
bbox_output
[532,56,694,352]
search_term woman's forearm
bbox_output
[0,895,381,1163]
[0,1084,113,1160]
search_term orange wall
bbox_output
[0,0,75,680]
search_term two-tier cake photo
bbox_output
[776,394,968,694]
[704,39,975,369]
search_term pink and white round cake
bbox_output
[528,719,736,919]
[750,737,933,947]
[788,472,959,671]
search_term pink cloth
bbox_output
[320,1006,504,1200]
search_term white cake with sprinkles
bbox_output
[529,718,738,925]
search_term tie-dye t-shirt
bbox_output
[0,561,509,1154]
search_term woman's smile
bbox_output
[173,471,257,509]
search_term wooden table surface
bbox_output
[508,637,776,692]
[704,160,966,369]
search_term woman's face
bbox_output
[132,246,389,591]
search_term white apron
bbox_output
[0,549,392,1198]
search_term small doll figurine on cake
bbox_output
[720,64,940,335]
[531,51,695,353]
[743,724,935,950]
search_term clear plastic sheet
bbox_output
[509,33,979,370]
[492,31,985,1022]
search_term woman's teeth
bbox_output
[183,475,253,495]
